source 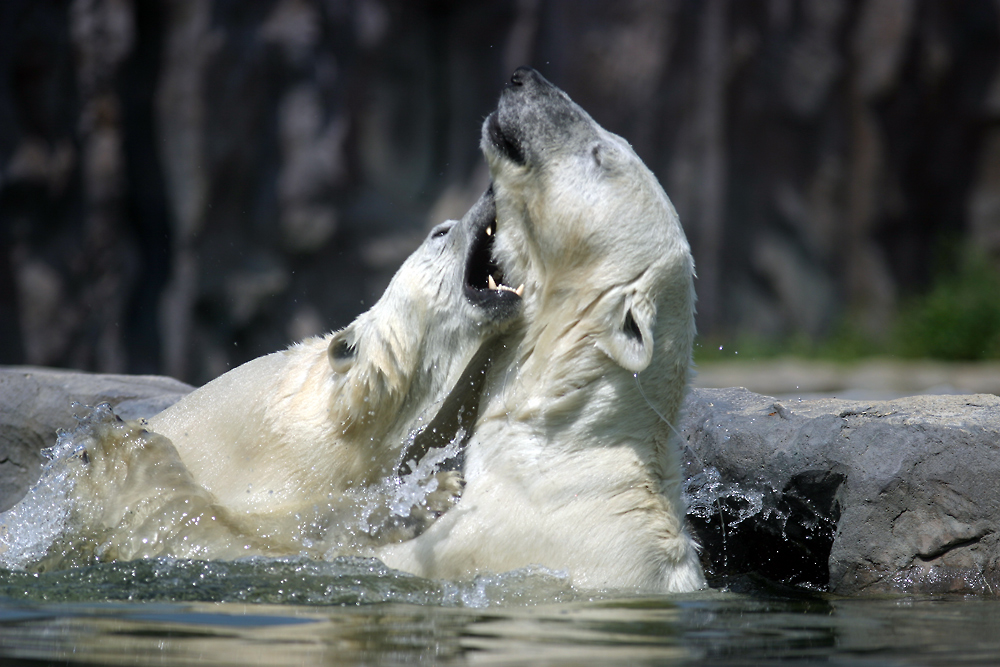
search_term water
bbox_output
[0,560,996,665]
[1,407,998,664]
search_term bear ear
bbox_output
[327,327,357,374]
[596,295,655,373]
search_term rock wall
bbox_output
[3,0,1000,383]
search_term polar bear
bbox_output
[145,188,522,526]
[378,68,706,593]
[1,189,526,568]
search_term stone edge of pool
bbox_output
[1,364,997,596]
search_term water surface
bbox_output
[0,558,997,666]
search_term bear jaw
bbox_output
[461,187,525,314]
[322,187,526,461]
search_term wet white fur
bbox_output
[149,218,501,517]
[378,76,705,593]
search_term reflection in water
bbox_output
[0,561,997,665]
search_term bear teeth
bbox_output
[488,274,524,296]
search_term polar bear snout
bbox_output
[484,67,596,174]
[508,66,533,87]
[507,66,557,99]
[484,67,559,166]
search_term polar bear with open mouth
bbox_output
[378,68,705,593]
[0,189,528,569]
[148,188,522,526]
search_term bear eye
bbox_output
[430,220,455,239]
[592,144,603,167]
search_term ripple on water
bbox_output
[0,556,585,608]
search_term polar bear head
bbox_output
[322,188,522,444]
[140,188,523,523]
[481,67,695,385]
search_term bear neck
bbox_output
[479,303,691,494]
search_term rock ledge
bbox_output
[2,367,997,595]
[683,387,1000,595]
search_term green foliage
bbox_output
[892,252,1000,360]
[694,326,883,364]
[696,251,1000,362]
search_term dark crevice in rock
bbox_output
[688,469,845,590]
[916,530,992,562]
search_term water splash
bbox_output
[682,456,843,588]
[0,403,468,572]
[347,425,466,547]
[683,466,764,527]
[0,402,114,570]
[0,402,225,570]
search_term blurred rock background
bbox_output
[2,0,1000,385]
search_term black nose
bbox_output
[510,66,536,86]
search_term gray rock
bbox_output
[1,368,997,595]
[682,387,1000,595]
[0,366,193,512]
